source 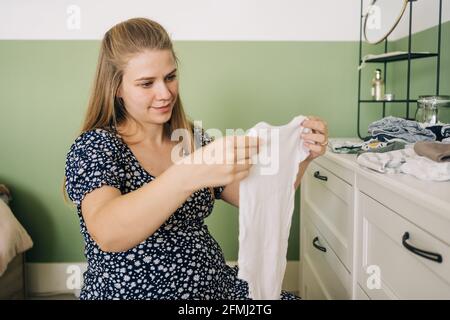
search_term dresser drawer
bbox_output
[314,154,354,186]
[357,192,450,299]
[302,161,353,270]
[302,215,351,300]
[358,172,450,246]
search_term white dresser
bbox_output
[299,145,450,300]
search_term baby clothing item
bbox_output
[238,115,310,300]
[357,147,414,174]
[368,116,436,143]
[360,138,390,152]
[442,125,450,139]
[329,139,363,154]
[357,140,407,156]
[401,157,450,181]
[425,124,450,142]
[414,141,450,162]
[357,147,450,181]
[328,138,407,155]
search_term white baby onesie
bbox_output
[238,115,310,300]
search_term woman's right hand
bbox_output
[176,135,262,191]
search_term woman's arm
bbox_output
[294,158,312,190]
[81,164,196,253]
[79,135,258,253]
[220,180,240,207]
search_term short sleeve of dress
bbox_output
[194,126,225,200]
[64,129,124,207]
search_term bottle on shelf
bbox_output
[371,69,385,101]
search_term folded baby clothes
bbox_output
[238,115,310,300]
[368,116,436,143]
[357,147,450,181]
[414,141,450,162]
[328,139,363,154]
[357,140,407,157]
[401,158,450,181]
[361,139,388,151]
[357,148,413,174]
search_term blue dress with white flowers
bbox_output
[64,127,299,300]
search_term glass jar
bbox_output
[415,95,450,125]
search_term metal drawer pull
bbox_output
[402,232,443,263]
[312,236,327,253]
[314,171,328,181]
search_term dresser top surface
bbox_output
[317,138,450,218]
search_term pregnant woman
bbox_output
[64,17,328,300]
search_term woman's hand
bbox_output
[176,135,262,191]
[302,116,328,162]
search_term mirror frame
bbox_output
[363,0,409,45]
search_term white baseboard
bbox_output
[26,262,87,298]
[26,261,299,297]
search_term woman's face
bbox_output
[118,49,178,126]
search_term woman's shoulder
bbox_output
[67,128,122,159]
[75,127,119,145]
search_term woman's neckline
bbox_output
[107,126,157,179]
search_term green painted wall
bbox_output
[359,21,450,126]
[0,40,358,262]
[391,21,450,123]
[0,22,448,263]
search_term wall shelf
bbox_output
[357,0,443,139]
[364,52,438,63]
[360,99,418,103]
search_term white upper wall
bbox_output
[377,0,450,40]
[0,0,448,40]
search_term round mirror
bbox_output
[363,0,408,44]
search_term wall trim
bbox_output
[26,261,299,298]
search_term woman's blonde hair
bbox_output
[64,17,215,203]
[83,17,193,143]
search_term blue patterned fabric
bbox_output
[64,127,299,300]
[368,116,436,143]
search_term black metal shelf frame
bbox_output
[357,0,443,139]
[364,52,438,63]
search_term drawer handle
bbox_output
[313,171,328,181]
[402,232,443,264]
[312,236,327,253]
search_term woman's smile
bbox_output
[151,104,171,113]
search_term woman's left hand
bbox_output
[301,116,328,162]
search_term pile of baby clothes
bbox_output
[356,117,450,181]
[367,116,443,143]
[329,140,364,154]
